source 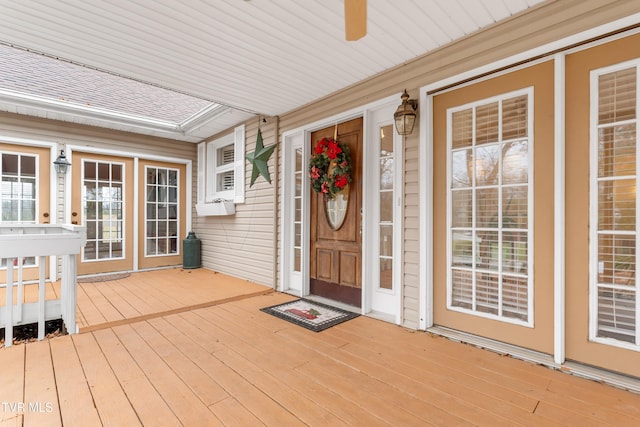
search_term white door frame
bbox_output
[280,94,403,323]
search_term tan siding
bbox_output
[193,119,277,287]
[402,128,421,327]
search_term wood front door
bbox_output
[310,117,363,307]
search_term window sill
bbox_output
[195,201,235,216]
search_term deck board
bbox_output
[23,340,61,427]
[91,328,182,427]
[49,335,102,427]
[2,270,640,426]
[130,320,229,406]
[112,323,223,426]
[210,397,266,426]
[0,345,24,427]
[72,332,142,427]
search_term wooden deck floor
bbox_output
[1,268,272,333]
[2,283,640,426]
[74,268,272,332]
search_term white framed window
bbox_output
[590,60,640,350]
[447,88,534,326]
[197,124,245,204]
[0,151,38,268]
[1,151,37,223]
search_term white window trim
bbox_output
[589,58,640,352]
[197,124,245,213]
[445,87,535,328]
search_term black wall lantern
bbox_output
[53,150,71,175]
[394,89,418,136]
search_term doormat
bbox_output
[260,298,359,332]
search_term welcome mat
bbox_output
[260,298,359,332]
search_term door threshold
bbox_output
[366,310,396,324]
[304,295,361,314]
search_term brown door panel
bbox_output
[310,117,363,306]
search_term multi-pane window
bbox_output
[592,63,639,347]
[379,125,394,290]
[448,89,533,324]
[1,152,37,223]
[293,148,303,272]
[146,167,179,256]
[197,125,245,205]
[1,152,37,267]
[83,161,124,261]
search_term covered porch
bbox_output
[1,269,640,426]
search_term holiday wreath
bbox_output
[308,137,352,199]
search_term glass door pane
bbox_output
[145,166,180,256]
[83,160,125,261]
[379,125,394,290]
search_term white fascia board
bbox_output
[0,88,181,132]
[179,103,229,133]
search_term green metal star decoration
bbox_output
[246,127,276,187]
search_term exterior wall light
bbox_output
[53,150,71,174]
[394,89,418,136]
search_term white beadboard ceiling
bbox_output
[0,0,544,142]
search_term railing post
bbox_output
[5,259,14,347]
[61,253,78,335]
[16,257,23,322]
[38,256,46,341]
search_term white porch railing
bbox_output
[0,224,86,347]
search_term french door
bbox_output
[72,153,134,275]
